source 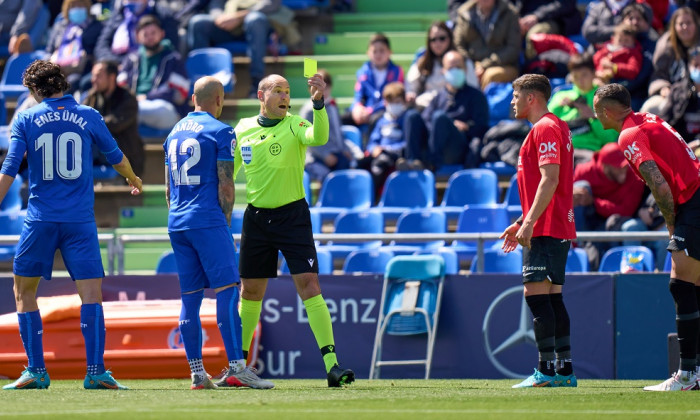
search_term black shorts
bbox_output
[668,188,700,261]
[239,198,318,278]
[522,236,571,285]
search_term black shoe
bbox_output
[327,364,355,387]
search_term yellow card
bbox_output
[304,58,317,78]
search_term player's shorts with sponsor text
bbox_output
[668,187,700,261]
[239,198,318,278]
[522,236,571,285]
[14,221,104,281]
[169,226,239,293]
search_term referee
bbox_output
[233,73,355,387]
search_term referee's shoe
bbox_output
[327,364,355,387]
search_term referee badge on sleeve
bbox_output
[242,146,252,164]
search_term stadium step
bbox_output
[354,0,448,13]
[314,31,426,55]
[332,12,448,33]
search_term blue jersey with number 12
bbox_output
[0,95,123,223]
[164,111,236,232]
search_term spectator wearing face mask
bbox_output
[404,50,489,173]
[357,82,410,196]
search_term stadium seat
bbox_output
[440,169,499,222]
[280,247,332,274]
[138,124,172,143]
[0,210,25,262]
[119,206,169,228]
[313,169,373,223]
[0,51,47,100]
[414,247,459,275]
[502,174,521,222]
[186,48,234,93]
[303,170,312,205]
[0,125,8,151]
[342,248,395,274]
[451,204,510,264]
[325,209,383,262]
[470,247,522,273]
[93,165,120,181]
[479,161,517,178]
[155,250,177,274]
[566,247,589,273]
[229,209,245,234]
[384,209,446,255]
[341,125,362,149]
[0,92,6,126]
[599,245,655,272]
[370,255,445,379]
[377,169,435,222]
[283,0,330,10]
[0,175,22,212]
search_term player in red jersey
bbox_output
[500,74,577,388]
[594,83,700,391]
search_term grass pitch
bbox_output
[0,379,699,419]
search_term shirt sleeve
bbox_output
[535,125,562,167]
[92,113,124,165]
[216,125,236,161]
[618,127,652,170]
[299,108,329,146]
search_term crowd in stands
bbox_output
[6,0,700,273]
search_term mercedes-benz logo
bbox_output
[482,285,536,378]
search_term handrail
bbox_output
[0,231,671,275]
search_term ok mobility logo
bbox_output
[482,286,536,378]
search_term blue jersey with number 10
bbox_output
[0,95,123,223]
[164,111,236,232]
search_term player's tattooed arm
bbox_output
[164,166,170,209]
[638,160,675,230]
[217,160,235,227]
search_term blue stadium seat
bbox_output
[0,210,25,262]
[303,170,312,205]
[313,169,373,223]
[138,124,171,140]
[502,174,521,222]
[414,247,460,275]
[385,209,446,255]
[325,209,383,262]
[440,169,499,222]
[186,48,234,93]
[599,245,655,272]
[342,248,395,274]
[280,247,332,274]
[0,175,22,212]
[377,169,435,222]
[566,247,589,273]
[0,125,8,151]
[479,161,517,178]
[341,125,362,149]
[229,209,245,234]
[452,204,510,263]
[370,255,445,379]
[93,165,120,181]
[0,51,47,100]
[0,92,6,125]
[470,247,522,273]
[283,0,330,9]
[155,250,177,274]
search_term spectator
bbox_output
[346,33,405,130]
[187,0,279,98]
[593,24,643,85]
[516,0,583,59]
[572,142,646,269]
[83,60,144,176]
[582,0,653,48]
[405,50,489,172]
[674,46,700,140]
[453,0,521,89]
[619,2,657,110]
[45,0,104,94]
[358,82,409,196]
[549,54,618,165]
[641,7,700,117]
[118,15,190,130]
[300,69,355,182]
[406,21,478,109]
[0,0,46,56]
[95,0,180,63]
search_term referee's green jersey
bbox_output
[233,108,329,208]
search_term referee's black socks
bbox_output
[669,278,700,373]
[526,294,556,376]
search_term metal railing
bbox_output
[0,230,670,275]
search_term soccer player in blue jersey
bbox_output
[165,76,273,390]
[0,60,142,390]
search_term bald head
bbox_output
[193,76,224,118]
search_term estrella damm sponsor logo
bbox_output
[269,143,281,155]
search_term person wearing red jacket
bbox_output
[593,23,643,84]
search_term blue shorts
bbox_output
[14,221,104,281]
[169,226,239,293]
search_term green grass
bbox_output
[0,379,699,419]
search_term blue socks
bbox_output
[216,286,244,362]
[180,290,204,361]
[17,310,46,374]
[80,303,106,375]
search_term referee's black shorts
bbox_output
[668,187,700,261]
[522,236,571,285]
[239,198,318,278]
